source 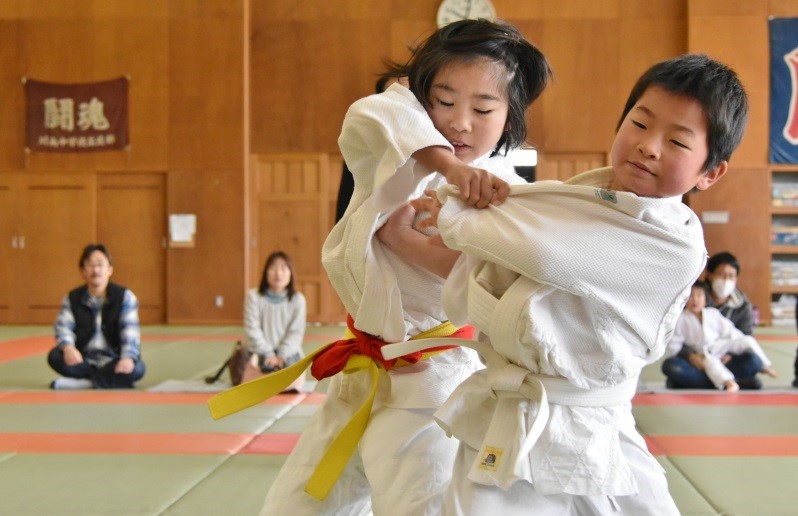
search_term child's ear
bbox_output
[694,160,728,191]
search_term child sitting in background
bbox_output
[662,280,777,391]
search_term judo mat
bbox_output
[0,323,796,515]
[147,379,318,393]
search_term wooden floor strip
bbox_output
[4,432,796,456]
[0,390,326,405]
[645,435,798,456]
[634,393,798,406]
[0,336,53,363]
[756,334,798,342]
[142,334,242,342]
[241,433,300,454]
[142,333,340,343]
[0,432,254,454]
[0,334,341,364]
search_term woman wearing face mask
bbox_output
[704,251,754,335]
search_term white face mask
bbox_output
[711,278,736,300]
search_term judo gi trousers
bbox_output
[443,436,680,516]
[261,368,459,516]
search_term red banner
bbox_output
[24,77,129,153]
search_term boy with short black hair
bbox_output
[380,53,749,514]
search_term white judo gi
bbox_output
[666,307,772,389]
[432,168,703,515]
[261,84,525,516]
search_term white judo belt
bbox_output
[383,337,636,488]
[382,268,637,488]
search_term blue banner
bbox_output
[770,17,798,163]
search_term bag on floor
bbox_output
[205,341,250,386]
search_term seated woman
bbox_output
[242,251,307,390]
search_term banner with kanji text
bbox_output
[770,17,798,163]
[24,76,129,153]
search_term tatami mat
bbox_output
[0,324,796,515]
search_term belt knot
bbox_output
[310,315,409,380]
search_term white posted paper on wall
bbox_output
[169,214,196,246]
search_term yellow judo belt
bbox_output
[207,320,464,500]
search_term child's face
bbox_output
[425,58,509,164]
[609,85,727,198]
[266,258,291,293]
[685,285,706,315]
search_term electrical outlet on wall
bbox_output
[215,295,224,308]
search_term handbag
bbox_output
[205,341,251,386]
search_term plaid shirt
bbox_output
[54,288,141,360]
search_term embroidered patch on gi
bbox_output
[594,188,618,203]
[478,446,503,471]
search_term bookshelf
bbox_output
[770,165,798,325]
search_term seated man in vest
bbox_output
[47,243,146,389]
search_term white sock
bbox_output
[51,377,94,390]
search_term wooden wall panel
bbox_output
[0,2,172,171]
[507,20,546,149]
[97,173,166,324]
[0,177,14,319]
[771,0,798,16]
[0,2,169,171]
[543,0,619,18]
[249,17,393,155]
[258,198,323,314]
[18,173,96,323]
[168,12,244,170]
[686,0,798,323]
[387,21,437,62]
[617,1,686,111]
[165,1,246,323]
[540,18,619,153]
[250,0,687,160]
[256,1,391,20]
[0,173,98,324]
[250,153,345,324]
[515,1,685,156]
[167,168,244,324]
[493,0,544,19]
[686,167,771,318]
[537,152,608,181]
[688,9,769,167]
[91,19,169,170]
[1,1,246,325]
[0,20,23,170]
[19,12,170,172]
[619,0,685,18]
[687,11,765,308]
[20,20,94,172]
[689,0,766,16]
[19,0,798,326]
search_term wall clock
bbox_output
[436,0,497,28]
